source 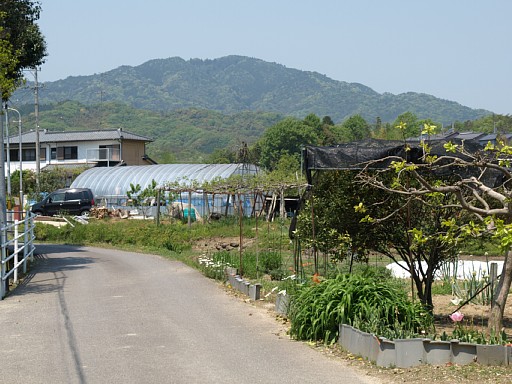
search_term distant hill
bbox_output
[15,101,283,163]
[14,55,490,124]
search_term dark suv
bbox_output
[31,188,95,217]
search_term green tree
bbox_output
[296,170,466,311]
[391,112,419,139]
[0,19,19,100]
[271,153,300,178]
[156,152,178,164]
[207,148,237,164]
[374,116,382,133]
[341,114,371,141]
[303,113,322,136]
[0,0,47,100]
[357,126,512,332]
[322,116,334,126]
[36,167,88,199]
[258,117,318,171]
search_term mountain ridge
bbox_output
[14,55,490,124]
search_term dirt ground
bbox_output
[432,294,512,336]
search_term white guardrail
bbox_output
[0,211,36,299]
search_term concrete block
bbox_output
[376,338,396,367]
[242,281,250,296]
[423,340,451,365]
[249,283,261,300]
[451,340,477,365]
[275,292,289,316]
[477,344,508,366]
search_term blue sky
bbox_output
[37,0,512,115]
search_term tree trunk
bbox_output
[489,250,512,333]
[412,271,434,313]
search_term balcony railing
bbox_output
[86,148,120,164]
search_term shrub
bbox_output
[288,272,433,344]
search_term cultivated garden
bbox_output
[31,131,512,380]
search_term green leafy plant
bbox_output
[288,271,432,344]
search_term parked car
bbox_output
[30,188,95,217]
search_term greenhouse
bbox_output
[70,163,261,218]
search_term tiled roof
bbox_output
[452,132,486,141]
[479,133,512,141]
[8,129,153,144]
[407,131,486,142]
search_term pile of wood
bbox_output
[90,207,130,219]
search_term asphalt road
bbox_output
[0,244,380,384]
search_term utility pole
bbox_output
[34,68,40,193]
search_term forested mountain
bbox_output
[16,101,283,163]
[14,55,490,124]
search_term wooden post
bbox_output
[224,194,230,217]
[156,189,161,226]
[310,188,317,275]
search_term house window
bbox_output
[9,149,18,162]
[23,149,36,161]
[57,146,78,160]
[5,147,46,162]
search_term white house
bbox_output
[5,128,156,174]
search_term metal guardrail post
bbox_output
[0,225,6,299]
[30,214,35,262]
[14,219,19,283]
[23,213,28,274]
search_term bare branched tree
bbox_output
[357,132,512,332]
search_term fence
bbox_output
[0,211,36,299]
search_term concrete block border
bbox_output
[225,268,261,301]
[275,291,289,316]
[339,324,511,367]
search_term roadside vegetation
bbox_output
[26,117,512,384]
[32,214,512,383]
[33,215,506,340]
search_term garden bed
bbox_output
[339,324,511,367]
[432,294,512,337]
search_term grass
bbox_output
[460,237,502,256]
[34,216,294,276]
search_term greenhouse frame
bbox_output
[71,163,261,218]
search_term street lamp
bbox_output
[7,108,23,212]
